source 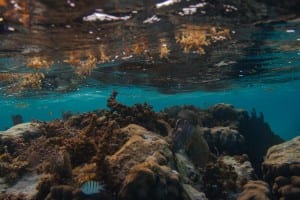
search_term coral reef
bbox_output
[198,104,283,176]
[202,159,238,199]
[237,180,272,200]
[97,123,180,200]
[262,136,300,199]
[0,93,297,199]
[202,126,245,155]
[106,91,170,136]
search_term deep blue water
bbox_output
[1,19,299,140]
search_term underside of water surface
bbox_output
[0,1,299,137]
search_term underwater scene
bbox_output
[0,0,299,199]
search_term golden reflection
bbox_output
[132,37,149,55]
[64,51,97,77]
[132,43,144,55]
[99,45,110,63]
[2,0,31,28]
[64,46,111,77]
[75,52,97,77]
[210,27,231,42]
[64,51,82,66]
[159,38,170,59]
[19,0,30,28]
[27,56,53,70]
[1,72,45,93]
[175,25,231,54]
[175,26,209,54]
[0,73,21,83]
[20,72,45,89]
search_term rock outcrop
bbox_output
[237,180,272,200]
[98,123,182,200]
[202,126,245,155]
[262,136,300,200]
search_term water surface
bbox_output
[0,0,299,140]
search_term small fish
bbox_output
[80,180,104,195]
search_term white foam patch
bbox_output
[156,0,181,9]
[83,12,131,22]
[143,15,161,24]
[178,2,207,16]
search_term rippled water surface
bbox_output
[0,0,299,140]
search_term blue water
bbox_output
[1,79,299,140]
[1,19,300,140]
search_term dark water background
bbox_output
[0,0,299,140]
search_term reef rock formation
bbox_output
[262,136,300,200]
[237,180,272,200]
[170,108,210,167]
[199,103,283,176]
[0,122,41,139]
[0,93,290,200]
[202,155,256,200]
[98,123,181,200]
[220,155,256,190]
[202,126,245,155]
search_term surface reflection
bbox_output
[0,0,299,95]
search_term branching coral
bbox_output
[107,91,169,136]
